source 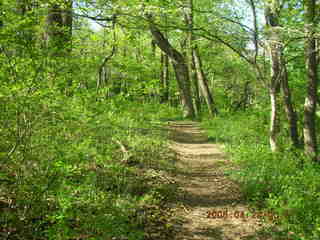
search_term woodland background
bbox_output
[0,0,320,239]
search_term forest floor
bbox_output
[166,121,278,240]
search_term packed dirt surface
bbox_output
[167,121,276,240]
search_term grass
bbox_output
[201,111,320,240]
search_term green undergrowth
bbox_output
[202,111,320,240]
[0,94,181,240]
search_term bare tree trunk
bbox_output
[148,20,195,118]
[159,14,170,104]
[193,46,218,116]
[160,52,164,99]
[265,1,282,152]
[303,0,318,160]
[184,0,201,115]
[269,87,280,152]
[265,1,300,151]
[160,52,170,103]
[281,64,300,147]
[163,54,170,102]
[268,48,281,152]
[171,61,195,118]
[191,57,201,114]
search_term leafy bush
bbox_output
[0,91,179,239]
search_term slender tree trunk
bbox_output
[265,1,282,152]
[268,49,281,152]
[185,0,201,115]
[160,52,170,103]
[281,64,300,147]
[269,87,280,152]
[191,57,201,114]
[265,0,300,150]
[159,14,170,104]
[148,20,195,118]
[163,54,170,102]
[303,0,318,160]
[160,52,164,100]
[171,60,195,118]
[193,46,218,116]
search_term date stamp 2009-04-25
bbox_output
[206,209,280,221]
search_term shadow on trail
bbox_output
[166,121,280,240]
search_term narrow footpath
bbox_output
[167,121,276,240]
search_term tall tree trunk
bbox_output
[160,52,164,101]
[269,87,280,152]
[265,1,281,152]
[185,0,201,115]
[303,0,318,160]
[281,64,300,147]
[163,54,170,102]
[193,46,218,116]
[191,56,201,114]
[160,52,170,103]
[265,0,300,150]
[148,20,195,118]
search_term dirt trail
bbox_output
[167,121,275,240]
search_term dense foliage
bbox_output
[0,0,319,239]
